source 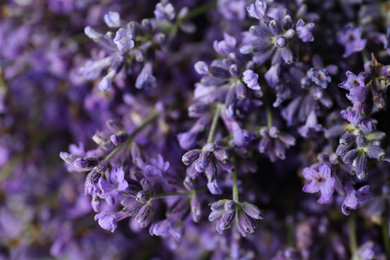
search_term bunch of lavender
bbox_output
[2,0,390,259]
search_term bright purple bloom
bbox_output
[337,25,367,58]
[295,19,315,42]
[113,28,134,51]
[154,1,175,21]
[94,211,128,232]
[98,167,129,205]
[302,164,336,204]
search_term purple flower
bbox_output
[302,164,336,204]
[94,211,128,232]
[154,1,175,21]
[341,182,370,215]
[246,0,269,22]
[217,0,246,21]
[337,25,367,58]
[98,167,129,205]
[143,155,170,178]
[242,69,261,91]
[135,62,156,89]
[295,19,315,42]
[113,28,134,51]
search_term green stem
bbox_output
[262,91,273,128]
[382,216,390,259]
[348,212,358,258]
[183,0,216,21]
[232,156,239,203]
[207,104,221,143]
[104,110,159,162]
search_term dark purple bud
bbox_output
[110,132,128,146]
[141,18,152,32]
[366,145,385,160]
[140,178,150,191]
[269,126,279,138]
[153,32,165,45]
[283,15,292,30]
[279,133,295,147]
[229,64,239,77]
[237,210,258,236]
[91,195,101,212]
[136,190,151,203]
[225,87,237,117]
[126,179,143,196]
[356,185,370,201]
[233,129,254,147]
[183,176,195,190]
[96,161,109,173]
[373,94,386,109]
[339,133,355,146]
[217,160,235,172]
[74,157,99,171]
[135,204,154,228]
[191,197,201,223]
[343,149,360,164]
[355,135,368,148]
[235,82,247,100]
[208,66,230,78]
[85,169,101,195]
[275,36,287,48]
[241,202,263,220]
[209,211,224,222]
[187,164,201,179]
[207,179,222,195]
[274,139,286,160]
[219,211,235,230]
[336,144,353,157]
[205,160,217,182]
[259,135,271,153]
[204,143,217,152]
[224,200,236,212]
[269,20,282,35]
[355,153,368,180]
[122,198,143,216]
[213,148,229,163]
[195,151,211,172]
[210,200,227,211]
[188,103,209,117]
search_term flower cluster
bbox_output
[2,0,390,259]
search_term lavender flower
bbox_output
[337,25,367,58]
[302,164,336,204]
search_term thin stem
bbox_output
[183,0,216,21]
[232,156,239,203]
[348,212,358,258]
[104,110,159,162]
[262,91,273,128]
[382,216,390,259]
[207,104,221,143]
